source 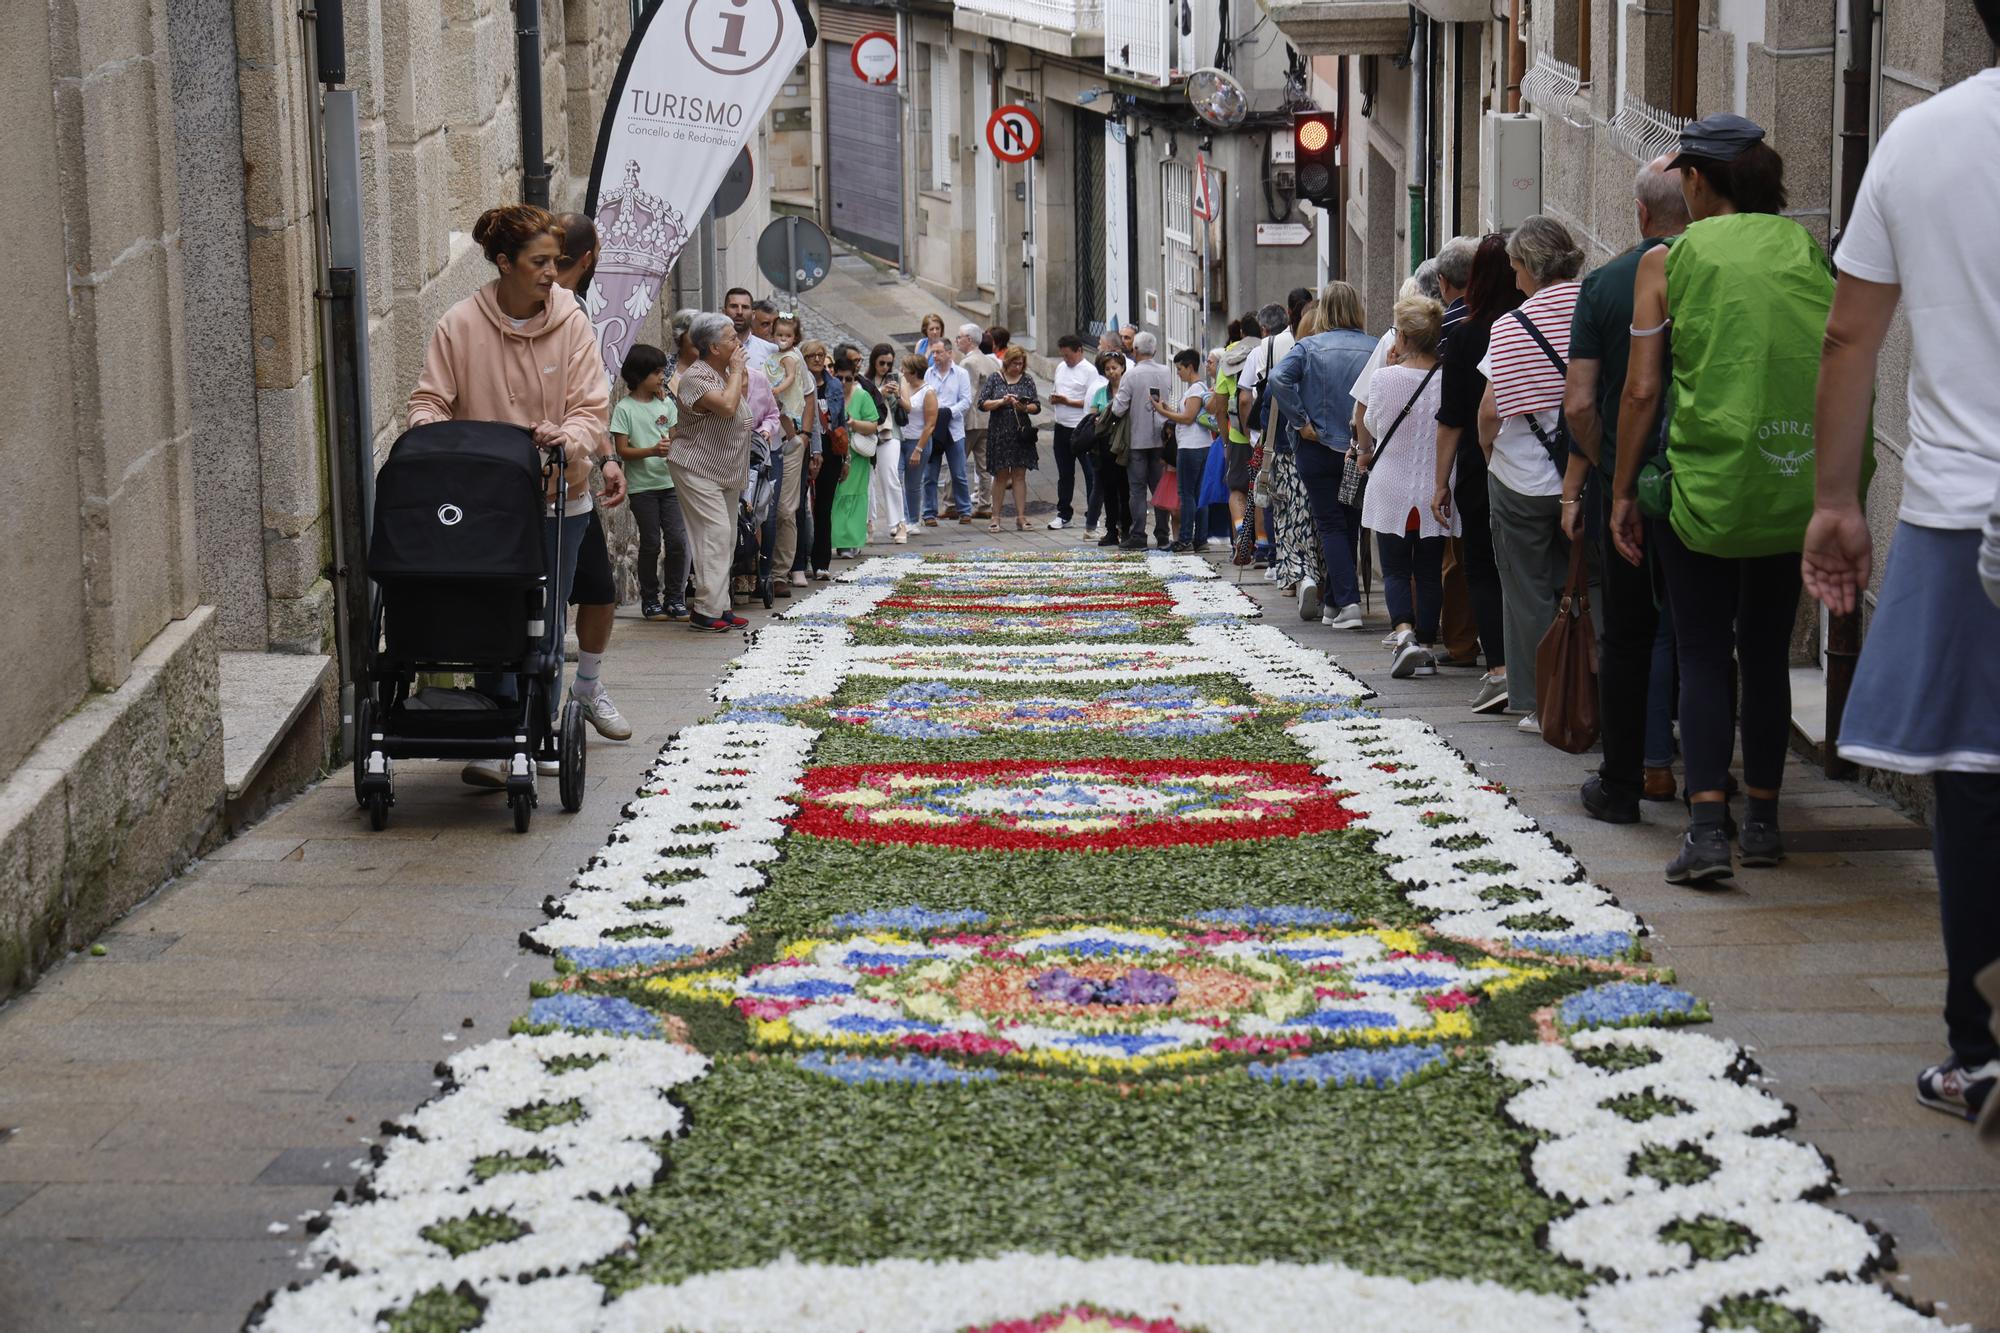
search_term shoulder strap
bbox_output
[1368,364,1442,465]
[1509,308,1567,375]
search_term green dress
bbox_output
[830,383,878,550]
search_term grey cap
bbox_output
[1256,302,1288,334]
[1666,112,1767,168]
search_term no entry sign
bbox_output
[986,104,1042,163]
[850,31,897,84]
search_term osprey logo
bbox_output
[1756,445,1815,478]
[437,503,464,526]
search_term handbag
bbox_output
[1507,310,1576,476]
[1534,539,1600,754]
[1339,365,1440,508]
[1152,465,1181,513]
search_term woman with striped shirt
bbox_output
[1475,216,1586,731]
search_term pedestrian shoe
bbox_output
[1098,532,1123,547]
[1915,1056,1999,1122]
[943,507,961,520]
[790,571,810,587]
[1119,539,1148,551]
[724,613,749,629]
[811,570,831,582]
[537,758,560,777]
[1516,712,1541,734]
[1431,651,1482,669]
[1665,825,1735,885]
[1386,627,1414,653]
[1391,641,1436,679]
[1469,675,1509,714]
[773,581,791,599]
[665,603,691,621]
[960,516,974,525]
[1205,537,1229,551]
[1580,776,1641,825]
[1327,602,1365,630]
[641,599,667,621]
[1297,579,1321,622]
[924,517,939,527]
[573,688,633,741]
[1047,517,1066,530]
[461,759,507,789]
[1737,819,1786,867]
[1643,766,1678,802]
[974,506,993,519]
[1156,536,1175,550]
[1085,526,1102,539]
[690,617,731,633]
[1168,539,1191,553]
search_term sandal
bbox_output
[1015,518,1028,531]
[987,520,1002,533]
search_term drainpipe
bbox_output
[517,0,550,208]
[1408,17,1427,272]
[1506,0,1526,111]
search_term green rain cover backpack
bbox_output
[1660,214,1872,556]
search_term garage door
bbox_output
[827,42,902,263]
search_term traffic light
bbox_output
[1293,111,1338,208]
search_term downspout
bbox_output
[1506,0,1526,111]
[1408,17,1426,271]
[1450,23,1465,236]
[517,0,551,208]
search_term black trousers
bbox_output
[1052,422,1097,524]
[1655,523,1801,796]
[810,451,844,570]
[1934,772,2000,1065]
[1098,443,1130,541]
[1453,438,1506,669]
[1595,488,1665,803]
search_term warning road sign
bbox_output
[1193,153,1215,221]
[986,104,1042,163]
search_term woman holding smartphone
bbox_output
[979,345,1042,531]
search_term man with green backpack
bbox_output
[1609,113,1872,886]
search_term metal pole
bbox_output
[700,206,718,309]
[785,215,799,312]
[1199,204,1210,351]
[324,88,376,694]
[517,0,550,208]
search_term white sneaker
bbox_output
[461,759,507,788]
[1391,640,1436,679]
[789,571,809,587]
[1327,603,1364,630]
[1047,517,1067,530]
[1386,627,1414,653]
[1205,537,1229,551]
[1264,567,1279,583]
[573,687,631,740]
[1084,525,1101,539]
[1297,579,1321,622]
[1517,712,1541,734]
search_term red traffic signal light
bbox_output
[1292,111,1338,207]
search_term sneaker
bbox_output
[1738,819,1786,867]
[1084,525,1102,539]
[1205,537,1229,551]
[790,571,809,587]
[1517,712,1541,734]
[1298,579,1321,622]
[1665,824,1735,885]
[641,599,667,621]
[812,570,831,582]
[1391,641,1436,679]
[1169,540,1192,553]
[461,758,507,788]
[1580,776,1640,825]
[573,687,632,740]
[690,617,731,633]
[1119,539,1148,551]
[1380,627,1406,648]
[1327,602,1364,630]
[1097,532,1123,547]
[664,603,690,621]
[1430,650,1481,668]
[1470,675,1509,714]
[1047,517,1067,530]
[1916,1056,1999,1122]
[724,613,749,629]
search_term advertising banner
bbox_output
[584,0,815,381]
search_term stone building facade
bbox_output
[0,0,653,995]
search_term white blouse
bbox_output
[1360,362,1459,540]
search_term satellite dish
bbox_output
[1186,67,1249,129]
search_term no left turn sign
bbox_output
[986,104,1042,163]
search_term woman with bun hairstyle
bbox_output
[405,204,610,787]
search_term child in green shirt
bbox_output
[612,344,688,620]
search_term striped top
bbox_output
[1481,281,1582,420]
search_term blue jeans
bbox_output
[1289,443,1361,609]
[1376,531,1446,641]
[478,508,590,711]
[1175,447,1210,545]
[923,429,972,520]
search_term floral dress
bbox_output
[981,372,1041,471]
[1268,438,1324,592]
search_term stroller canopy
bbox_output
[369,421,547,583]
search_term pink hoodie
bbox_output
[405,281,610,494]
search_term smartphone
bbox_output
[1149,387,1162,400]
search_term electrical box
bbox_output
[1483,113,1542,231]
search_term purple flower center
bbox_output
[1028,967,1180,1007]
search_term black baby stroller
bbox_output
[352,421,586,833]
[730,430,781,608]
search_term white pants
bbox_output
[870,438,909,537]
[667,465,742,622]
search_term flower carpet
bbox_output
[251,550,1946,1332]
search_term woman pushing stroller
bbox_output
[404,204,611,787]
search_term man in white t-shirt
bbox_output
[1047,334,1101,532]
[956,324,1001,518]
[1804,40,2000,1127]
[1157,346,1217,549]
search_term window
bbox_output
[1161,159,1198,354]
[930,48,954,192]
[1670,0,1697,117]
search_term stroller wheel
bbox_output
[366,790,390,832]
[351,696,374,808]
[509,789,533,833]
[558,699,586,813]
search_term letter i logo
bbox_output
[714,0,748,57]
[685,0,783,76]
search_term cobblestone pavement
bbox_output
[1,262,1995,1330]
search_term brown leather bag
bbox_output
[1535,539,1599,754]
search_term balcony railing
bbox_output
[1521,53,1589,128]
[1611,89,1686,162]
[1104,0,1219,88]
[955,0,1105,36]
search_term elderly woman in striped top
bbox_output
[1474,215,1586,733]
